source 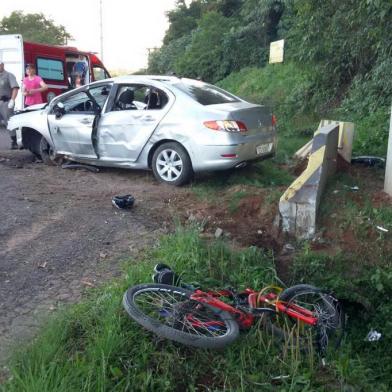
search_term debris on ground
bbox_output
[271,375,290,385]
[281,243,295,254]
[214,227,223,238]
[81,279,96,288]
[351,156,385,168]
[112,195,135,209]
[61,163,100,172]
[365,329,382,341]
[344,185,359,191]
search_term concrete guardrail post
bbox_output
[279,123,339,239]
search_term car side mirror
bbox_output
[54,102,65,119]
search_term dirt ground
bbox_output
[0,127,196,364]
[0,126,286,365]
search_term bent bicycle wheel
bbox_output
[123,283,239,349]
[273,284,345,355]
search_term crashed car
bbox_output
[8,76,277,185]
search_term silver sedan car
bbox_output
[8,76,277,185]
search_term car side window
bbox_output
[89,84,112,109]
[111,84,168,111]
[56,84,112,114]
[61,91,92,113]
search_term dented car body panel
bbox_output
[8,75,277,178]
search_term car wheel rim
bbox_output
[156,149,183,182]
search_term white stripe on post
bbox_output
[384,105,392,195]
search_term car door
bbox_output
[47,84,111,158]
[96,83,172,162]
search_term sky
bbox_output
[0,0,178,71]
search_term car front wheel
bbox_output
[152,142,193,186]
[39,136,61,166]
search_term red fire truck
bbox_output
[0,34,110,110]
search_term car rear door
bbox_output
[96,83,173,162]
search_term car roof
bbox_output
[113,75,182,84]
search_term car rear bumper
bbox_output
[191,137,277,171]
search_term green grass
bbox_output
[191,132,307,203]
[219,63,391,159]
[2,226,392,391]
[218,64,320,136]
[317,172,392,262]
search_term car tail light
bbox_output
[272,114,277,126]
[204,120,248,133]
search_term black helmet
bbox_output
[111,195,135,209]
[152,263,181,286]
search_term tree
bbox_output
[163,0,203,45]
[175,12,233,82]
[0,11,72,45]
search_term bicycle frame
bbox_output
[190,288,318,329]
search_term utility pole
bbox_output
[99,0,104,61]
[385,105,392,195]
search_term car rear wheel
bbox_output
[152,142,193,186]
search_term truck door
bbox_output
[0,34,24,110]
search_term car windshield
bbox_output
[173,79,240,106]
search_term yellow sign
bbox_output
[269,39,284,64]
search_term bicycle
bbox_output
[122,265,344,357]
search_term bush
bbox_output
[218,63,319,135]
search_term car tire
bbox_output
[39,136,61,166]
[152,142,193,186]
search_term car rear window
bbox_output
[173,79,240,105]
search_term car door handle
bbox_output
[144,116,155,122]
[80,118,92,125]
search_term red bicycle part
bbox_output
[190,290,254,328]
[275,301,318,326]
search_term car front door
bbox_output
[48,84,111,158]
[96,83,172,162]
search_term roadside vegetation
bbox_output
[149,0,392,158]
[2,221,392,391]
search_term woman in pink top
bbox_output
[22,63,48,106]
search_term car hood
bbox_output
[13,103,47,115]
[7,108,46,131]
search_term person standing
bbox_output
[0,60,19,149]
[22,63,48,107]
